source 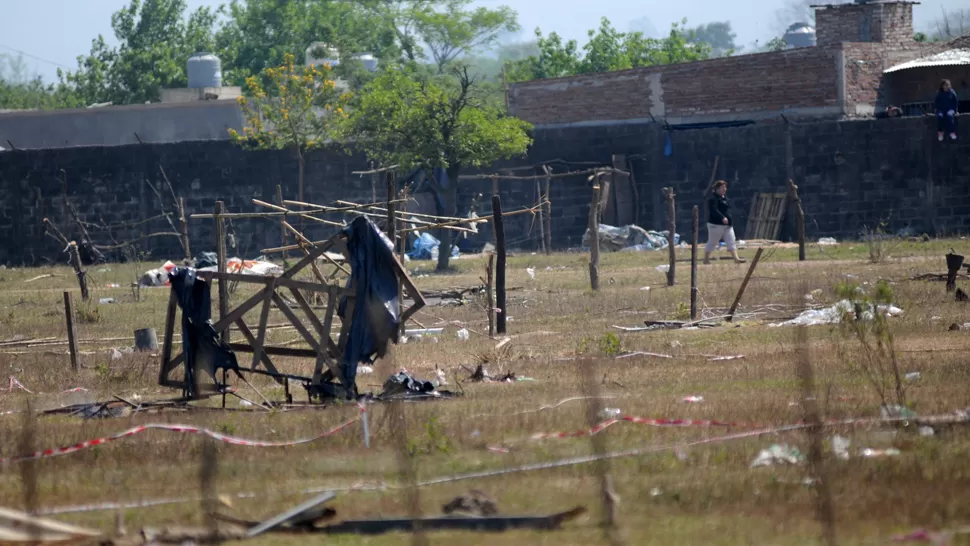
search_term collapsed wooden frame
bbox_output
[158,231,426,400]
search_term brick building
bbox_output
[508,0,970,128]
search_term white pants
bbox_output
[706,223,737,252]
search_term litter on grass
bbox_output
[770,300,903,327]
[750,444,804,468]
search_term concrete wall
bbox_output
[0,100,244,149]
[1,116,969,266]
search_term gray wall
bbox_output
[0,115,968,265]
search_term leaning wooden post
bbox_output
[214,201,229,341]
[727,247,764,322]
[63,292,79,372]
[493,195,508,335]
[787,180,806,262]
[536,178,546,254]
[179,197,192,263]
[691,206,699,321]
[66,242,89,302]
[275,185,288,264]
[542,166,553,254]
[663,187,676,286]
[588,183,602,291]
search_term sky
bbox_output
[0,0,964,83]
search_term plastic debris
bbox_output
[107,283,121,288]
[683,396,704,403]
[238,399,254,407]
[649,487,663,497]
[583,224,679,252]
[832,435,851,460]
[598,408,622,420]
[434,369,448,387]
[750,444,804,468]
[407,232,459,260]
[881,404,917,419]
[818,237,838,245]
[919,426,935,437]
[526,267,536,280]
[98,298,116,304]
[656,264,670,273]
[456,328,470,341]
[358,365,374,375]
[110,348,123,361]
[904,372,921,382]
[860,448,901,458]
[639,286,651,291]
[770,300,903,327]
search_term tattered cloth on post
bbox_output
[338,216,401,387]
[169,268,239,391]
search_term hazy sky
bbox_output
[0,0,963,83]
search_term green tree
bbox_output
[763,37,788,52]
[215,0,395,88]
[338,66,532,270]
[507,18,710,82]
[229,53,345,212]
[0,54,80,110]
[57,0,217,105]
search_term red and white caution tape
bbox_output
[0,417,360,464]
[7,376,33,394]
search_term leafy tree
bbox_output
[0,54,80,109]
[763,37,788,52]
[215,0,395,88]
[338,66,532,270]
[57,0,217,105]
[689,22,738,56]
[507,18,710,82]
[229,53,345,210]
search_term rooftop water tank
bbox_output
[306,42,340,67]
[187,52,222,88]
[783,23,817,49]
[352,53,379,72]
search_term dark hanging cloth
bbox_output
[338,216,402,387]
[169,267,238,395]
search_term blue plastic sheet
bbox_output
[406,232,460,260]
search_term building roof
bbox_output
[0,99,243,150]
[884,48,970,73]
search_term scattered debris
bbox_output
[358,365,374,375]
[526,267,535,280]
[598,408,622,420]
[99,298,116,304]
[770,300,903,327]
[583,223,678,252]
[818,237,838,245]
[655,264,670,273]
[919,426,935,437]
[407,232,460,260]
[750,444,803,468]
[683,396,704,403]
[832,435,851,460]
[381,371,436,396]
[23,273,59,283]
[860,448,901,458]
[6,376,32,394]
[881,404,917,419]
[905,372,921,382]
[0,505,102,543]
[616,351,673,359]
[319,507,586,535]
[442,490,498,517]
[709,355,744,362]
[456,328,470,341]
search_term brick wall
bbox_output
[509,47,842,127]
[816,2,915,47]
[1,116,969,266]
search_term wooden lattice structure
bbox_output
[745,192,788,240]
[158,231,425,401]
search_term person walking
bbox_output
[705,180,745,265]
[936,79,959,142]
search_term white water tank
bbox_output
[352,53,379,72]
[306,42,340,67]
[783,23,817,49]
[187,52,222,88]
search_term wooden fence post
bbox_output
[588,184,601,291]
[275,185,287,264]
[663,188,676,286]
[691,206,699,321]
[179,197,192,263]
[543,167,553,254]
[67,242,89,302]
[788,180,806,261]
[385,171,397,243]
[486,254,495,338]
[536,178,546,254]
[214,201,229,341]
[493,195,507,335]
[63,292,79,372]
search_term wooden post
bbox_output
[536,178,546,254]
[493,195,507,335]
[215,201,229,341]
[67,242,89,302]
[542,166,552,255]
[275,185,288,264]
[727,247,764,322]
[486,254,495,338]
[385,170,397,243]
[663,188,676,286]
[179,197,191,263]
[63,292,79,372]
[581,359,622,545]
[588,184,601,291]
[788,180,806,261]
[691,206,699,321]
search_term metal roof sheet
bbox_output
[884,49,970,73]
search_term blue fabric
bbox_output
[935,89,959,114]
[664,133,673,156]
[168,267,238,395]
[338,216,402,387]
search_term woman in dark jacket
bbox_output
[705,180,745,264]
[936,79,959,141]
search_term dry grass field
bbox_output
[1,238,970,545]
